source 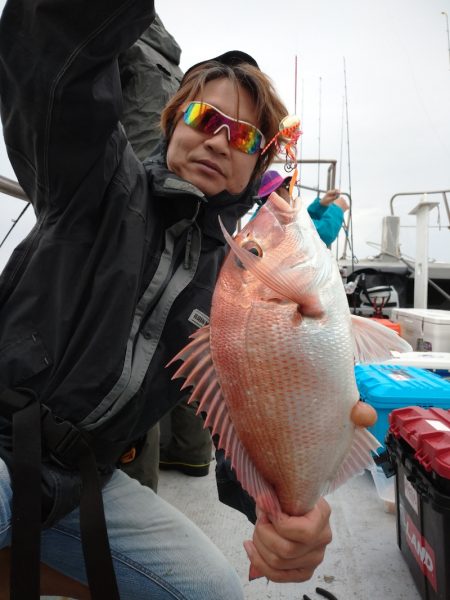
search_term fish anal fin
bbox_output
[326,427,380,494]
[351,314,412,364]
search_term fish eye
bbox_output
[235,240,263,269]
[241,240,263,257]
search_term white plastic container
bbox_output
[370,463,395,513]
[381,351,450,377]
[390,308,450,352]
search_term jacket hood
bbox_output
[142,14,182,67]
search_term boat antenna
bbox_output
[442,12,450,70]
[317,76,322,192]
[0,203,30,249]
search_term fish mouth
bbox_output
[265,192,297,224]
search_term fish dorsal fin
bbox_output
[351,314,412,363]
[325,427,380,495]
[168,325,281,515]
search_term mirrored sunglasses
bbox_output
[182,101,265,155]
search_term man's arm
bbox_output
[0,0,155,213]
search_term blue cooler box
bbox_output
[354,364,450,450]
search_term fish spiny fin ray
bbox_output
[169,324,281,515]
[325,427,380,495]
[351,314,412,363]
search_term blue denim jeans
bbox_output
[0,458,244,599]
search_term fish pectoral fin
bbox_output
[169,324,280,516]
[351,314,412,363]
[325,427,380,495]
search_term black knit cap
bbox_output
[180,50,260,84]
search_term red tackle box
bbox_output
[386,407,450,600]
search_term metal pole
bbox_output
[409,195,439,308]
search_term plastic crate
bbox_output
[386,407,450,600]
[355,364,450,450]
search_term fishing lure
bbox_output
[261,115,302,203]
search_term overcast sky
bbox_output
[1,0,449,270]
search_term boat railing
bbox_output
[390,189,450,229]
[0,174,28,202]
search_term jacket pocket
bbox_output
[0,331,52,387]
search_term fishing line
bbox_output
[335,94,345,260]
[294,55,298,115]
[338,95,345,192]
[0,203,30,249]
[317,76,322,192]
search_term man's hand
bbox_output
[243,497,332,583]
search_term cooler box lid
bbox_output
[389,406,450,479]
[391,308,450,325]
[355,364,450,406]
[381,351,450,370]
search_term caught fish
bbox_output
[169,192,411,516]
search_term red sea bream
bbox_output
[169,191,411,516]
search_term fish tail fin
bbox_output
[325,427,380,495]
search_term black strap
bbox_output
[78,438,120,600]
[1,389,120,600]
[10,398,42,600]
[41,408,120,599]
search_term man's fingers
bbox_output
[269,498,332,544]
[244,540,317,583]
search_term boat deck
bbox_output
[156,463,420,600]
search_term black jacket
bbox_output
[0,0,256,519]
[119,14,184,160]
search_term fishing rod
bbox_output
[0,203,30,249]
[340,57,356,273]
[335,95,345,259]
[317,76,322,192]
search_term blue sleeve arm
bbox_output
[0,0,155,213]
[311,203,344,246]
[307,197,327,219]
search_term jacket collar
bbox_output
[143,145,259,243]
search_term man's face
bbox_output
[166,78,260,197]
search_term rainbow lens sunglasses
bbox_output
[182,101,265,155]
